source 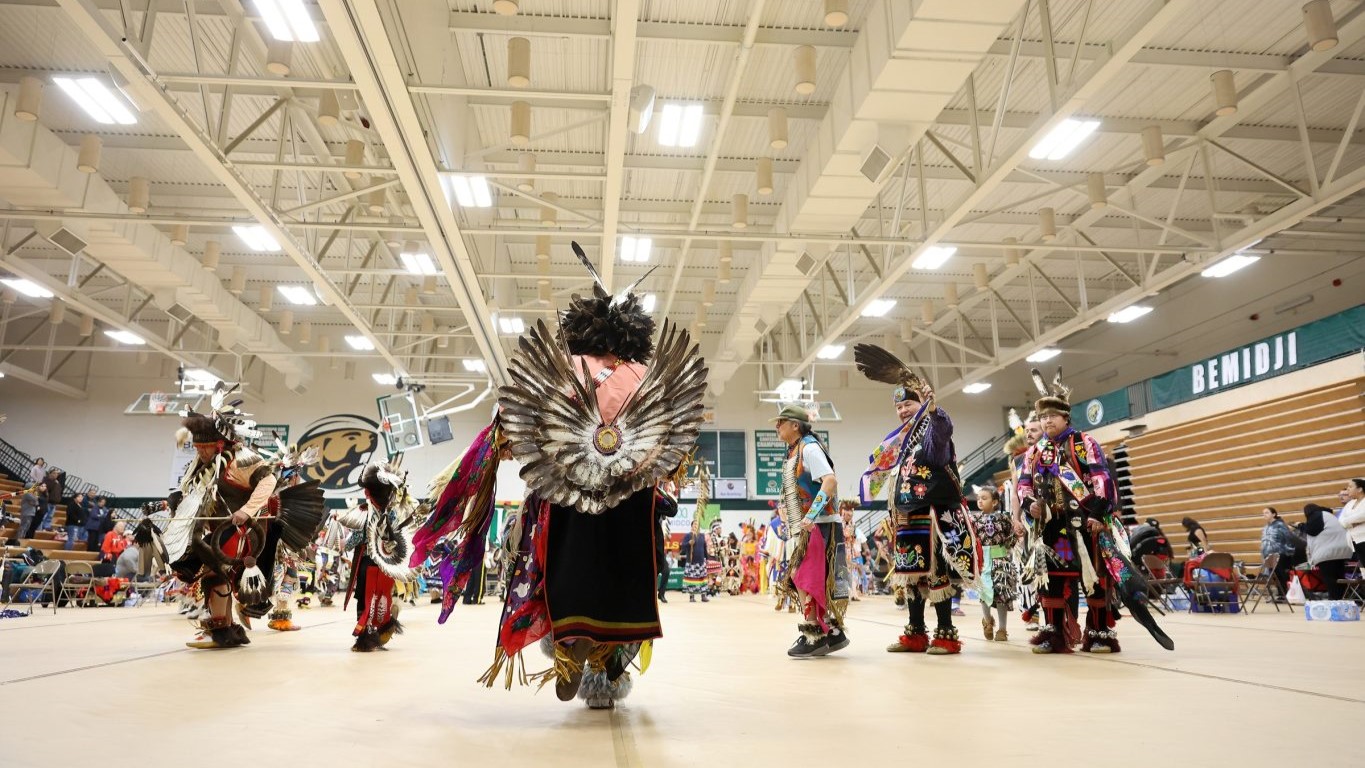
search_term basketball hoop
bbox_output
[149,391,171,414]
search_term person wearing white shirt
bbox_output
[1337,478,1365,564]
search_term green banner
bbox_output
[1079,388,1130,429]
[754,429,829,498]
[1148,304,1365,410]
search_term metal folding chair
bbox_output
[7,559,61,614]
[58,560,98,607]
[1191,552,1242,614]
[1141,554,1184,612]
[1240,553,1283,613]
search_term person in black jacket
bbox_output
[654,485,679,602]
[85,497,111,553]
[41,468,63,532]
[63,492,87,551]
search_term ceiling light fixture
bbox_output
[104,329,146,345]
[816,344,846,360]
[462,359,488,373]
[775,378,804,401]
[232,224,281,252]
[641,293,657,313]
[861,298,896,317]
[277,285,318,306]
[251,0,320,43]
[372,372,397,386]
[400,248,438,276]
[1107,305,1153,324]
[1028,118,1100,160]
[1026,347,1061,363]
[52,76,137,125]
[1201,253,1260,278]
[620,236,652,263]
[0,278,54,299]
[962,382,992,394]
[657,103,704,147]
[912,245,956,270]
[449,174,493,209]
[345,334,375,351]
[498,316,525,335]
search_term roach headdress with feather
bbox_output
[179,382,260,447]
[560,241,656,363]
[853,343,926,393]
[1030,368,1073,418]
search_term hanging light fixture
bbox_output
[344,140,365,179]
[518,154,536,192]
[422,276,437,295]
[366,188,385,214]
[718,260,732,284]
[756,157,774,196]
[202,241,221,270]
[128,177,150,214]
[170,224,189,246]
[540,192,559,226]
[510,101,531,146]
[702,279,716,307]
[973,263,990,290]
[1003,237,1021,266]
[492,0,518,14]
[537,253,550,285]
[823,0,849,27]
[76,135,101,173]
[278,309,294,335]
[732,194,749,229]
[793,46,817,95]
[1303,0,1338,52]
[538,282,553,304]
[535,234,551,260]
[229,265,247,294]
[259,285,274,312]
[1087,172,1108,209]
[318,89,340,126]
[719,240,733,263]
[1142,125,1165,166]
[79,314,95,337]
[944,282,959,308]
[266,40,292,77]
[768,107,789,150]
[1211,70,1237,117]
[299,321,312,344]
[50,302,66,325]
[15,76,41,121]
[920,300,934,326]
[508,37,531,88]
[1039,207,1057,241]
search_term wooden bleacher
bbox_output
[1,477,101,562]
[1123,377,1365,566]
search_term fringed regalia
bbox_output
[854,344,980,655]
[338,461,421,652]
[777,428,851,656]
[165,383,327,650]
[419,242,706,708]
[1018,368,1172,654]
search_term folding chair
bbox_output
[1141,554,1184,612]
[1190,552,1242,614]
[1240,553,1283,613]
[1339,562,1363,605]
[59,561,98,608]
[6,559,61,614]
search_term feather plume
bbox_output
[570,240,608,298]
[1007,408,1024,435]
[853,343,925,390]
[611,265,658,307]
[1030,368,1050,397]
[1051,368,1071,400]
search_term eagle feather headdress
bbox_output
[1030,367,1072,417]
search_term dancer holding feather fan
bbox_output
[854,344,980,656]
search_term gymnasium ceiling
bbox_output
[0,0,1363,404]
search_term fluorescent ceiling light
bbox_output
[52,76,137,125]
[345,334,375,350]
[400,251,437,276]
[641,293,657,313]
[620,236,652,263]
[233,224,281,252]
[657,103,704,147]
[962,382,992,394]
[861,298,896,317]
[277,285,318,305]
[462,358,487,373]
[1,278,54,299]
[104,329,145,345]
[1107,305,1153,324]
[912,245,956,271]
[448,175,493,209]
[372,372,397,386]
[183,368,218,384]
[1026,347,1061,363]
[775,378,803,401]
[1201,254,1260,278]
[498,316,525,334]
[251,0,320,43]
[816,344,846,360]
[1028,118,1101,160]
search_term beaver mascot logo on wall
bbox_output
[295,414,380,495]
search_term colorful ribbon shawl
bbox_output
[859,401,929,506]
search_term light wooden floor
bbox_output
[3,593,1361,768]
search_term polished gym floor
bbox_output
[3,592,1359,767]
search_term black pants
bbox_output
[85,532,101,553]
[906,591,953,632]
[1271,555,1295,596]
[1354,541,1365,569]
[655,537,670,597]
[1318,559,1348,600]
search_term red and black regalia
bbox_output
[415,242,706,709]
[337,461,420,652]
[1017,369,1173,655]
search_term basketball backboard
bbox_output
[125,392,204,415]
